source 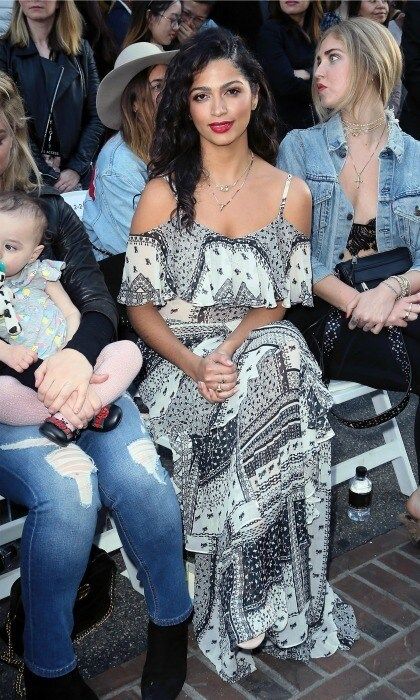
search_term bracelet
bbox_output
[389,275,411,299]
[381,280,399,297]
[401,275,411,297]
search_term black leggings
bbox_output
[287,299,420,474]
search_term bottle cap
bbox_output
[356,466,367,478]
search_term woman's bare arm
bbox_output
[127,180,238,394]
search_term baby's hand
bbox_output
[1,344,38,372]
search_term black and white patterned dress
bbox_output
[118,184,358,681]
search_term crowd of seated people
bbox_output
[0,2,419,699]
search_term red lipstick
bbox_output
[209,121,233,133]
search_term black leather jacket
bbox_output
[38,186,117,331]
[0,39,104,185]
[256,19,317,132]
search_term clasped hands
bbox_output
[346,286,420,334]
[34,348,107,429]
[194,350,238,404]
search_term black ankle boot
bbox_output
[24,666,98,700]
[141,615,191,699]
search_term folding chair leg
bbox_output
[371,392,417,496]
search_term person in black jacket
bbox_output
[75,0,118,79]
[257,0,323,132]
[400,0,420,140]
[0,0,104,191]
[0,71,192,700]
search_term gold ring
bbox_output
[216,383,222,393]
[404,310,410,320]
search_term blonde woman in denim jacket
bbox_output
[278,18,420,542]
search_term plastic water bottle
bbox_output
[348,466,372,522]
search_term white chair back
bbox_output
[61,190,88,221]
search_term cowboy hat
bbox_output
[96,43,178,130]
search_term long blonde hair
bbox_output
[313,18,402,121]
[6,0,83,55]
[120,69,156,162]
[0,72,41,192]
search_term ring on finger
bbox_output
[216,383,222,393]
[403,309,410,321]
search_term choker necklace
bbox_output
[208,151,253,192]
[342,115,386,138]
[209,153,254,212]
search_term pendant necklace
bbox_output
[208,151,253,192]
[347,123,387,189]
[209,153,255,212]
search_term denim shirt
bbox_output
[277,112,420,284]
[83,131,148,260]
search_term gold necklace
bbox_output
[208,151,253,192]
[347,123,387,189]
[209,153,254,212]
[342,115,386,138]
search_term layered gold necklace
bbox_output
[207,152,255,212]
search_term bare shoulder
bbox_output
[131,178,176,235]
[257,161,312,236]
[281,172,312,237]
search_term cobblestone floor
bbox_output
[89,526,419,700]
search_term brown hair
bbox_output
[0,191,47,242]
[268,0,323,44]
[120,68,156,162]
[347,1,390,25]
[312,18,402,121]
[6,0,83,55]
[0,72,41,192]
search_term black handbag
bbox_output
[322,247,412,429]
[0,545,117,696]
[334,246,412,292]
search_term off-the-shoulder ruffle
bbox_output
[118,219,313,309]
[118,231,176,306]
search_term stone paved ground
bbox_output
[89,526,419,700]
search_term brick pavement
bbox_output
[88,527,419,700]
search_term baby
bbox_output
[0,192,142,446]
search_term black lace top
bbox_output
[346,218,378,257]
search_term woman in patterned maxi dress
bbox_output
[119,28,358,683]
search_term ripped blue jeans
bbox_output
[0,393,192,678]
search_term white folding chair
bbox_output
[61,189,88,220]
[329,380,417,496]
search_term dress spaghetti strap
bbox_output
[278,173,292,219]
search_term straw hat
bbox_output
[96,42,178,130]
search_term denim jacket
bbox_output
[83,132,148,260]
[277,112,420,284]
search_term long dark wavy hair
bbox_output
[149,28,279,231]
